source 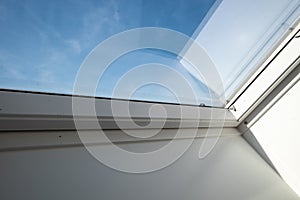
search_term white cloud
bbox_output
[66,39,82,54]
[2,67,26,80]
[81,0,122,48]
[36,69,56,83]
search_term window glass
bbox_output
[0,0,220,105]
[189,0,300,100]
[0,0,299,106]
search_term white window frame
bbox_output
[226,20,300,122]
[0,89,237,132]
[0,18,298,148]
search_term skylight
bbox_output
[0,0,299,106]
[182,0,300,102]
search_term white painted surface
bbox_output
[0,132,298,200]
[0,90,238,131]
[250,79,300,197]
[232,32,300,119]
[0,128,240,151]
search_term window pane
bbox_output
[0,0,299,106]
[188,0,300,100]
[0,0,220,105]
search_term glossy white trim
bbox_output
[227,22,300,121]
[0,90,237,131]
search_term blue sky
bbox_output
[0,0,298,106]
[0,0,220,104]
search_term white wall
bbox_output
[0,130,298,200]
[248,78,300,197]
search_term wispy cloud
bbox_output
[1,67,26,80]
[81,0,122,48]
[36,69,56,83]
[66,39,82,54]
[22,3,64,41]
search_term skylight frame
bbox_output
[0,89,237,132]
[226,19,300,121]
